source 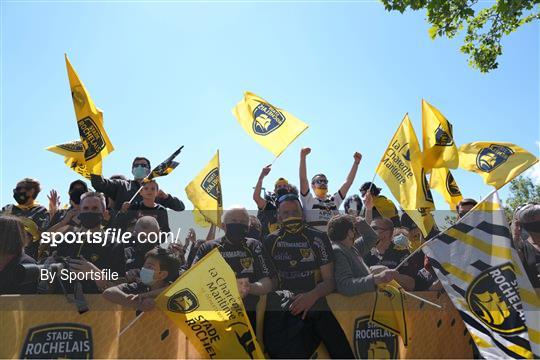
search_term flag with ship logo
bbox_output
[65,54,114,175]
[429,167,463,210]
[421,99,459,170]
[423,192,540,358]
[185,151,223,227]
[458,142,538,189]
[46,140,91,179]
[155,248,265,359]
[232,91,308,157]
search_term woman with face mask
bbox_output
[2,178,50,259]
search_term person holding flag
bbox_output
[91,156,185,211]
[299,147,362,232]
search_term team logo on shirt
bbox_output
[289,260,298,267]
[353,317,398,359]
[466,263,526,334]
[240,258,253,272]
[445,172,461,196]
[476,144,514,173]
[20,323,93,359]
[201,167,223,207]
[434,124,454,146]
[228,322,257,359]
[252,102,286,136]
[77,116,106,160]
[88,253,99,263]
[167,288,199,314]
[300,248,314,262]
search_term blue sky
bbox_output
[1,2,539,219]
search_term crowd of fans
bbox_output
[1,148,539,357]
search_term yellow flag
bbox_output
[193,208,212,228]
[370,280,408,346]
[232,91,308,157]
[65,54,114,175]
[429,167,463,210]
[404,208,435,238]
[185,151,223,227]
[155,248,265,359]
[376,114,434,211]
[46,140,91,179]
[458,142,539,189]
[422,99,458,170]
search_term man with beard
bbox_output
[2,178,50,259]
[191,206,274,328]
[263,194,354,358]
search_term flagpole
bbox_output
[118,311,144,337]
[402,289,442,309]
[393,186,499,272]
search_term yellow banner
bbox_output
[429,167,463,210]
[65,54,114,175]
[155,248,265,359]
[376,114,434,211]
[232,91,308,157]
[421,99,458,170]
[458,142,538,189]
[403,208,435,238]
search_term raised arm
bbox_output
[253,165,271,209]
[338,152,362,199]
[299,147,311,196]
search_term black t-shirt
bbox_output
[363,242,416,278]
[192,236,274,311]
[264,226,334,293]
[257,200,279,238]
[55,230,126,293]
[114,202,170,232]
[0,253,37,294]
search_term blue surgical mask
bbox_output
[132,165,149,180]
[140,267,155,285]
[393,233,409,250]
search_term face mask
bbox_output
[283,217,304,233]
[79,212,103,229]
[314,188,328,198]
[140,267,155,285]
[13,190,29,204]
[522,220,540,234]
[69,189,86,205]
[132,165,149,180]
[393,234,409,250]
[225,223,248,244]
[275,187,290,198]
[248,227,262,240]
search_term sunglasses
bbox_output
[313,179,328,185]
[372,226,391,232]
[277,193,300,203]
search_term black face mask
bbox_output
[247,227,262,240]
[13,190,29,205]
[522,220,540,234]
[275,187,290,198]
[69,189,86,205]
[225,223,248,244]
[282,217,304,233]
[79,212,103,229]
